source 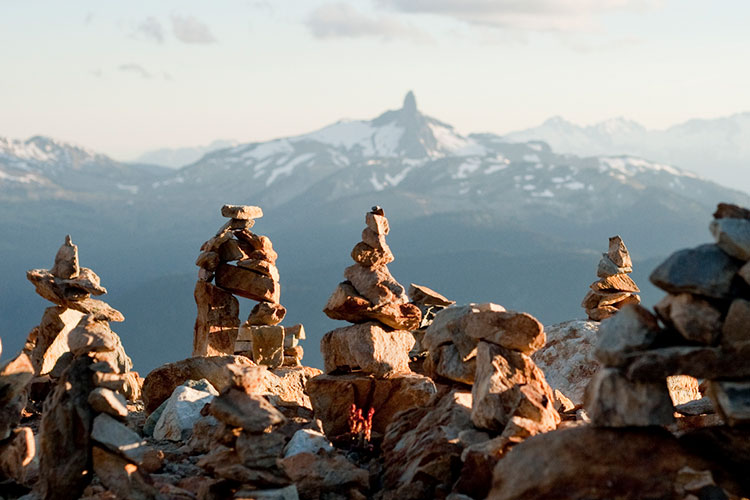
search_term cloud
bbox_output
[134,17,165,44]
[118,64,152,79]
[171,15,217,44]
[306,3,428,41]
[377,0,662,32]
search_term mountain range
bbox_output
[1,91,748,373]
[503,113,750,192]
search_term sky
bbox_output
[1,0,749,160]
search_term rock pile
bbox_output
[0,348,36,489]
[310,207,438,439]
[23,235,135,388]
[193,204,305,368]
[582,235,640,321]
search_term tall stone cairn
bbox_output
[585,202,750,428]
[193,204,304,368]
[23,235,139,399]
[581,235,640,321]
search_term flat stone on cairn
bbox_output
[193,204,305,369]
[582,236,640,321]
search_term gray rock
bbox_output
[234,485,300,500]
[209,388,285,432]
[722,298,750,350]
[709,380,750,426]
[675,396,715,416]
[624,344,750,381]
[429,343,476,385]
[649,243,742,299]
[585,368,674,427]
[283,429,334,458]
[91,413,153,465]
[153,381,217,441]
[596,254,632,278]
[710,217,750,260]
[235,431,286,469]
[532,320,600,406]
[594,304,662,367]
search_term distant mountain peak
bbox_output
[402,90,417,114]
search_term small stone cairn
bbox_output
[321,206,421,376]
[585,202,750,428]
[193,204,304,368]
[23,235,139,399]
[582,235,640,321]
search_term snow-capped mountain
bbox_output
[135,139,239,169]
[503,113,750,192]
[0,135,169,200]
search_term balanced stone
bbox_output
[50,235,79,279]
[247,301,286,326]
[193,281,240,357]
[215,263,280,303]
[321,322,415,377]
[221,204,263,220]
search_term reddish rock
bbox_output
[343,264,407,307]
[654,293,723,345]
[141,355,257,414]
[279,452,369,500]
[305,372,436,436]
[608,236,633,268]
[320,322,415,377]
[221,204,263,220]
[215,263,280,303]
[472,342,560,432]
[0,426,37,486]
[247,302,287,326]
[193,281,240,357]
[323,281,421,330]
[350,241,394,268]
[488,426,723,500]
[590,273,640,293]
[210,388,285,432]
[463,307,546,355]
[237,258,280,282]
[722,298,750,350]
[92,446,160,500]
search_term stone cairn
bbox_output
[586,202,750,429]
[582,235,640,321]
[23,235,139,399]
[193,204,304,368]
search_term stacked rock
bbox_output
[308,207,438,438]
[0,347,36,487]
[586,202,750,428]
[321,207,421,376]
[36,319,162,500]
[193,204,305,368]
[23,236,139,399]
[582,236,640,321]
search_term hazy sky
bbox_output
[1,0,749,160]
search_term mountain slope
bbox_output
[502,113,750,192]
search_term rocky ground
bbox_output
[0,203,749,500]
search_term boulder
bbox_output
[283,429,334,458]
[343,264,407,307]
[710,380,750,426]
[488,426,723,500]
[88,387,128,419]
[37,356,95,500]
[235,430,287,469]
[427,343,476,385]
[250,325,285,368]
[262,366,322,410]
[247,302,287,326]
[0,426,37,486]
[306,372,437,436]
[532,320,599,406]
[320,322,415,377]
[209,388,286,432]
[91,446,160,500]
[381,390,473,497]
[624,344,750,381]
[215,263,280,303]
[323,281,421,330]
[649,243,742,299]
[585,368,674,427]
[279,452,369,500]
[594,304,662,367]
[472,341,559,432]
[28,306,84,375]
[193,281,240,357]
[608,236,633,268]
[722,298,750,350]
[351,241,394,268]
[462,307,545,355]
[141,355,257,413]
[422,304,486,361]
[710,217,750,260]
[153,382,217,441]
[654,293,723,345]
